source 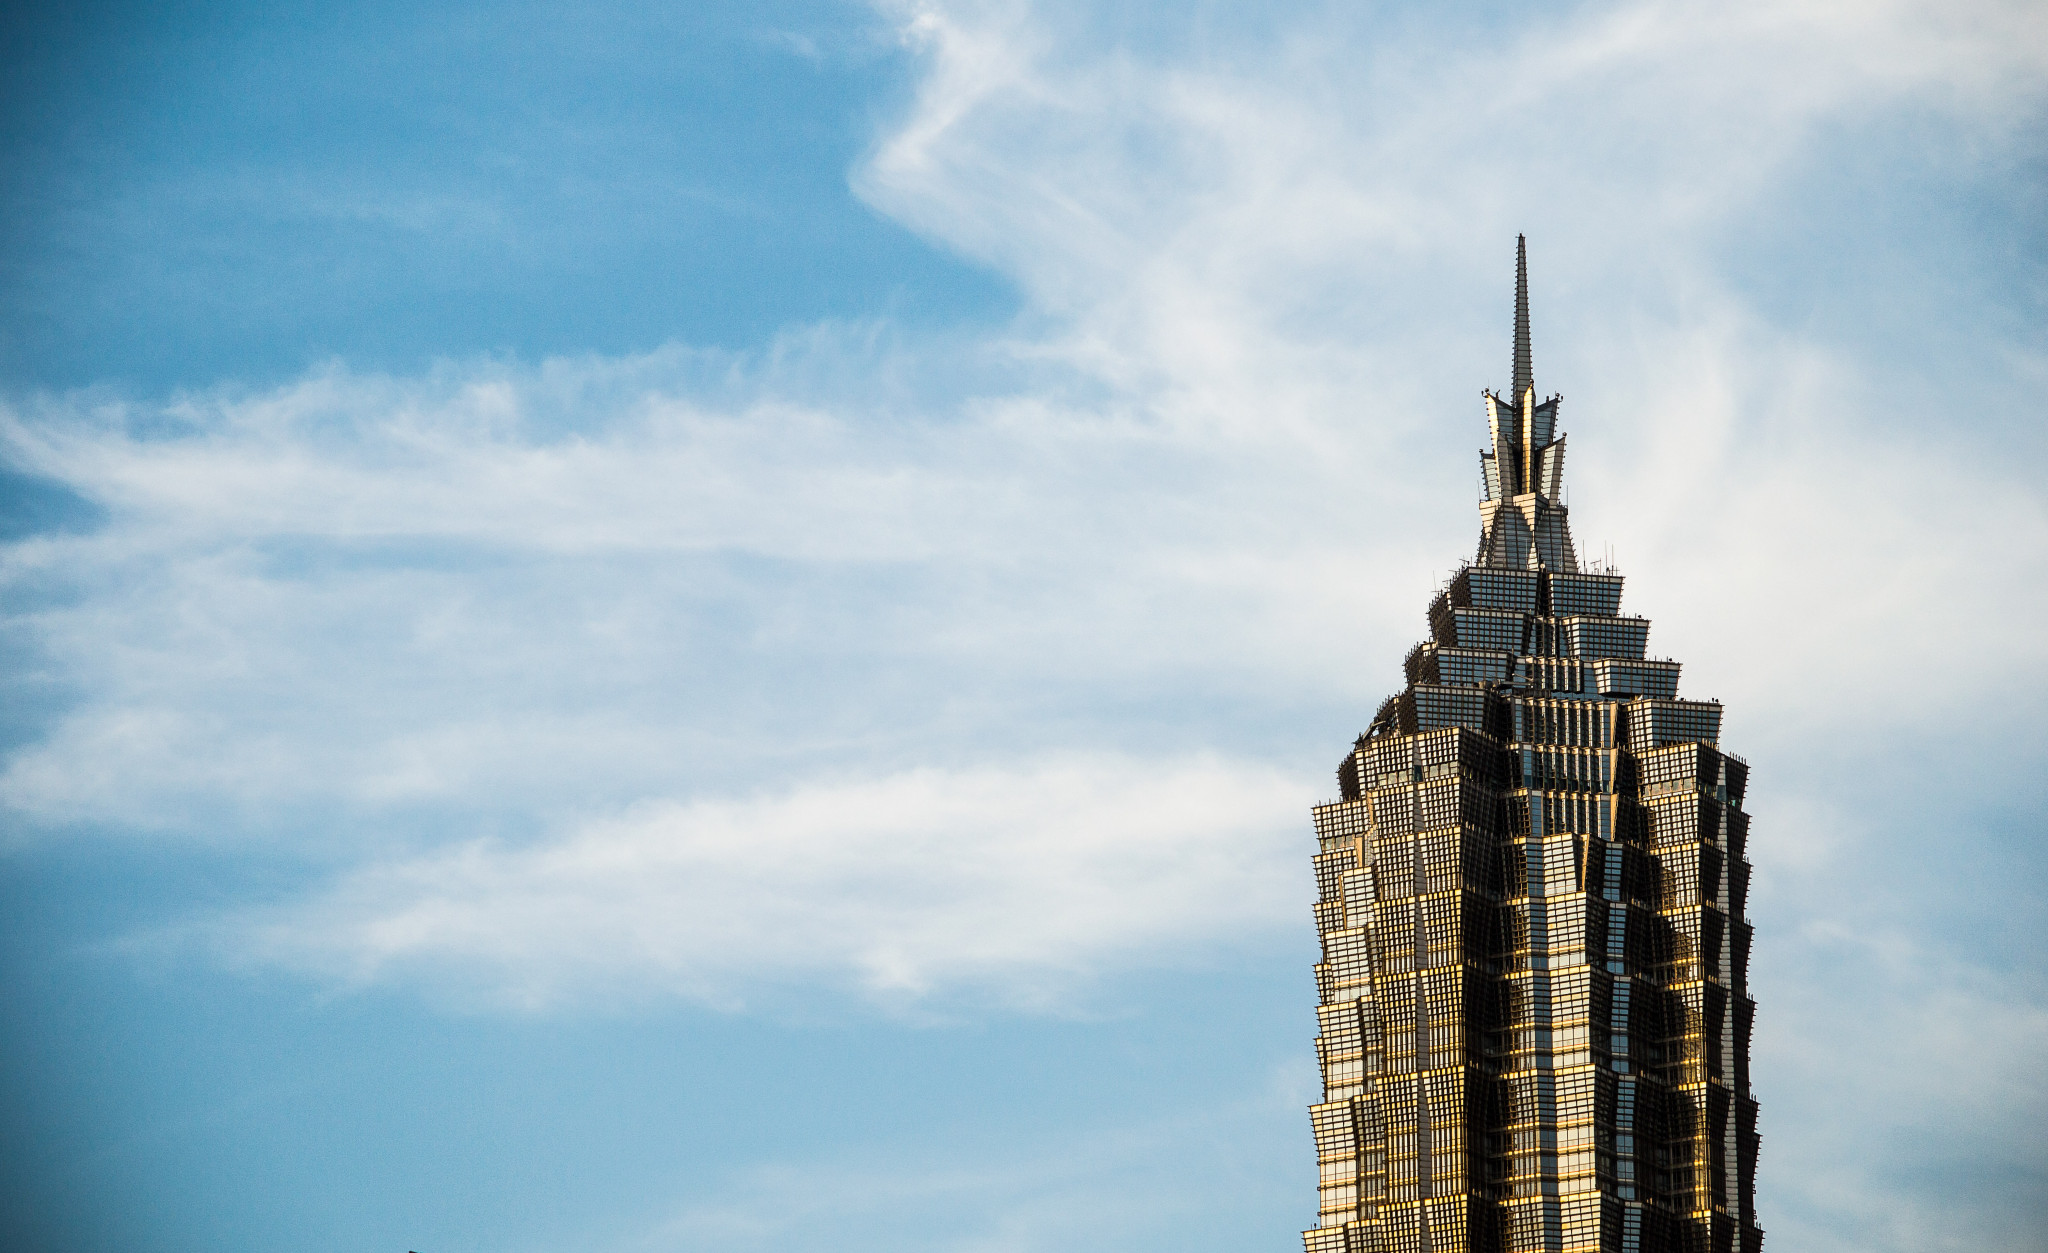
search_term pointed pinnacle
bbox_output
[1512,234,1533,405]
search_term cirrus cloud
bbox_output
[199,754,1307,1011]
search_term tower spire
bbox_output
[1512,233,1532,404]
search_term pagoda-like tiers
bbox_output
[1302,240,1761,1253]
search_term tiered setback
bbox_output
[1303,567,1762,1253]
[1303,240,1760,1251]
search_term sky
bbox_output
[1,1,2044,1250]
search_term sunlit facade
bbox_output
[1302,240,1762,1253]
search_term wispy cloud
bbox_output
[198,754,1305,1011]
[1,7,2044,1244]
[6,4,2044,1252]
[0,346,1408,839]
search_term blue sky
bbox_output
[2,2,2045,1251]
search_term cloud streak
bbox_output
[0,16,2043,1248]
[201,754,1305,1011]
[1,3,2043,1250]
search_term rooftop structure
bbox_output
[1301,239,1763,1253]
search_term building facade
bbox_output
[1302,240,1762,1253]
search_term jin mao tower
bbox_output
[1302,240,1762,1253]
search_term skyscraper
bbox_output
[1302,239,1761,1253]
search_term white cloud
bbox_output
[0,4,2041,1245]
[0,4,2040,1250]
[863,0,2048,389]
[201,754,1306,1011]
[6,0,2041,853]
[0,352,1409,839]
[0,0,2040,1046]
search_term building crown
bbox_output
[1477,235,1579,572]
